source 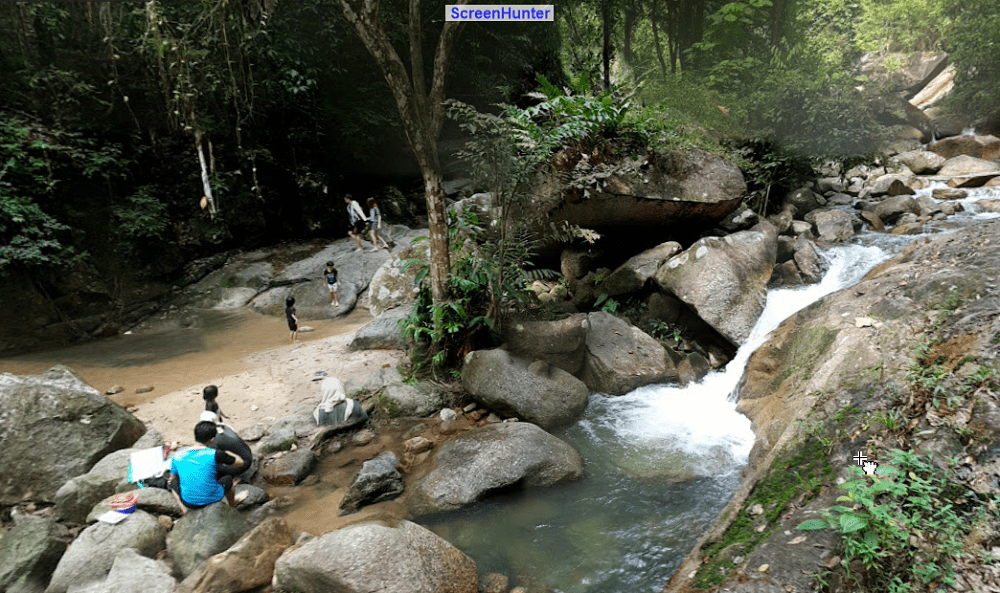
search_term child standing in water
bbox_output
[324,261,340,307]
[285,296,298,343]
[367,197,391,251]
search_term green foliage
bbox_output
[797,450,977,591]
[594,293,618,313]
[727,138,814,215]
[0,113,129,274]
[522,74,635,144]
[854,0,948,53]
[942,0,1000,119]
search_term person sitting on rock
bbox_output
[169,421,246,513]
[199,409,253,481]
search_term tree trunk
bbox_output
[194,130,217,216]
[602,0,612,89]
[651,0,669,78]
[337,0,468,303]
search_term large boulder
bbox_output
[380,381,448,417]
[175,518,294,593]
[348,307,410,350]
[45,510,166,593]
[72,548,176,593]
[274,519,479,593]
[54,448,135,524]
[501,314,590,374]
[928,135,1000,161]
[538,147,747,230]
[873,195,920,225]
[367,241,431,317]
[87,487,183,522]
[339,451,405,515]
[462,349,589,429]
[861,51,949,97]
[891,150,946,174]
[167,502,251,579]
[0,516,67,593]
[785,187,824,217]
[580,312,678,395]
[0,366,146,505]
[261,449,316,486]
[653,221,777,346]
[408,422,583,516]
[600,242,683,297]
[809,209,858,242]
[938,155,1000,178]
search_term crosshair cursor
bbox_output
[862,461,879,475]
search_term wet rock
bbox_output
[859,210,885,231]
[792,236,824,284]
[501,314,589,375]
[339,451,405,515]
[580,312,678,394]
[677,352,712,386]
[175,518,294,593]
[274,519,478,593]
[46,510,166,593]
[769,261,803,288]
[0,366,146,506]
[349,307,410,351]
[0,516,67,593]
[719,207,760,233]
[463,349,589,429]
[775,235,795,264]
[482,573,509,593]
[408,422,583,516]
[809,209,857,242]
[932,188,969,201]
[654,221,777,346]
[167,502,251,579]
[648,291,683,324]
[262,449,316,486]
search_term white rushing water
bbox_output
[594,241,895,478]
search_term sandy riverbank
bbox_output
[0,307,406,445]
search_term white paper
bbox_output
[128,447,171,482]
[97,511,128,524]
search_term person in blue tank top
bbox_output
[169,421,245,513]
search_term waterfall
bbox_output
[584,242,893,481]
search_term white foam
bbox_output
[600,243,892,475]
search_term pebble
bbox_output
[463,403,477,413]
[352,429,376,446]
[135,386,154,394]
[758,563,769,573]
[106,385,124,395]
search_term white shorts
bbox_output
[327,283,339,293]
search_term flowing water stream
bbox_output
[418,180,1000,593]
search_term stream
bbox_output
[419,183,1000,593]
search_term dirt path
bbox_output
[0,308,406,445]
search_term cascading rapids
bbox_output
[583,242,892,480]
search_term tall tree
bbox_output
[336,0,469,303]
